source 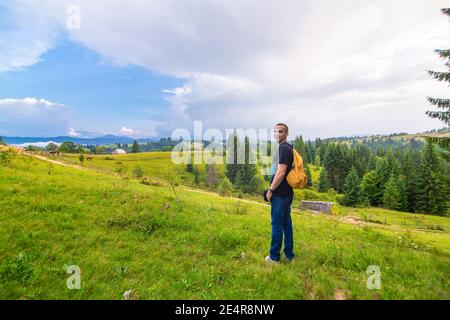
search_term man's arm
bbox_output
[267,163,288,201]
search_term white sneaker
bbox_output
[265,256,280,265]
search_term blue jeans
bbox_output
[270,195,294,261]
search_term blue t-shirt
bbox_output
[270,142,294,197]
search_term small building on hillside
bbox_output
[112,148,127,155]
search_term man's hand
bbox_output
[268,163,287,203]
[267,189,273,202]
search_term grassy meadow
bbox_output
[59,151,226,187]
[0,153,449,299]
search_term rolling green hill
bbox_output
[325,127,450,143]
[59,151,224,187]
[0,154,449,299]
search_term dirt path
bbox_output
[30,154,84,169]
[28,153,121,175]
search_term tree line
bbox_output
[294,135,449,216]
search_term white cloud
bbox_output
[4,0,450,138]
[119,126,135,136]
[67,128,81,137]
[0,1,61,72]
[0,98,71,136]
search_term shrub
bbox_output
[0,149,16,167]
[114,162,129,176]
[248,174,266,194]
[295,189,336,202]
[132,165,144,178]
[218,177,233,196]
[336,194,345,205]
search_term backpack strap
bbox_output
[280,141,294,175]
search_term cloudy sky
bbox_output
[0,0,448,139]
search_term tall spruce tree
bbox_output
[383,174,400,210]
[425,9,450,160]
[305,164,313,187]
[361,170,378,206]
[386,149,402,177]
[426,9,450,126]
[186,154,194,172]
[226,130,239,184]
[294,135,306,159]
[131,140,140,153]
[373,158,391,206]
[354,144,372,176]
[236,136,258,193]
[305,140,315,164]
[396,174,408,212]
[341,167,362,207]
[193,165,200,186]
[324,143,348,193]
[318,168,329,192]
[401,150,418,212]
[318,141,328,165]
[415,140,448,215]
[314,154,321,166]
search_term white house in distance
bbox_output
[112,148,127,155]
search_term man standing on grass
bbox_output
[265,123,295,265]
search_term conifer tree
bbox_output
[131,140,140,153]
[341,167,362,207]
[426,9,450,125]
[402,150,419,212]
[186,154,194,173]
[193,165,200,186]
[373,158,391,205]
[236,136,258,193]
[318,168,329,192]
[218,177,234,196]
[396,174,408,212]
[305,140,315,164]
[383,174,400,210]
[314,154,321,167]
[294,135,306,159]
[324,144,348,193]
[305,164,313,187]
[226,130,240,184]
[425,9,450,160]
[415,140,448,215]
[361,170,378,206]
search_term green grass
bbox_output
[57,152,226,187]
[0,155,449,299]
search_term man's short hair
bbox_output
[276,123,289,133]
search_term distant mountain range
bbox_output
[2,135,154,146]
[2,127,448,147]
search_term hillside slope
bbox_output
[0,155,449,299]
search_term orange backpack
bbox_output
[286,147,308,189]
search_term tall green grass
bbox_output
[0,155,449,299]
